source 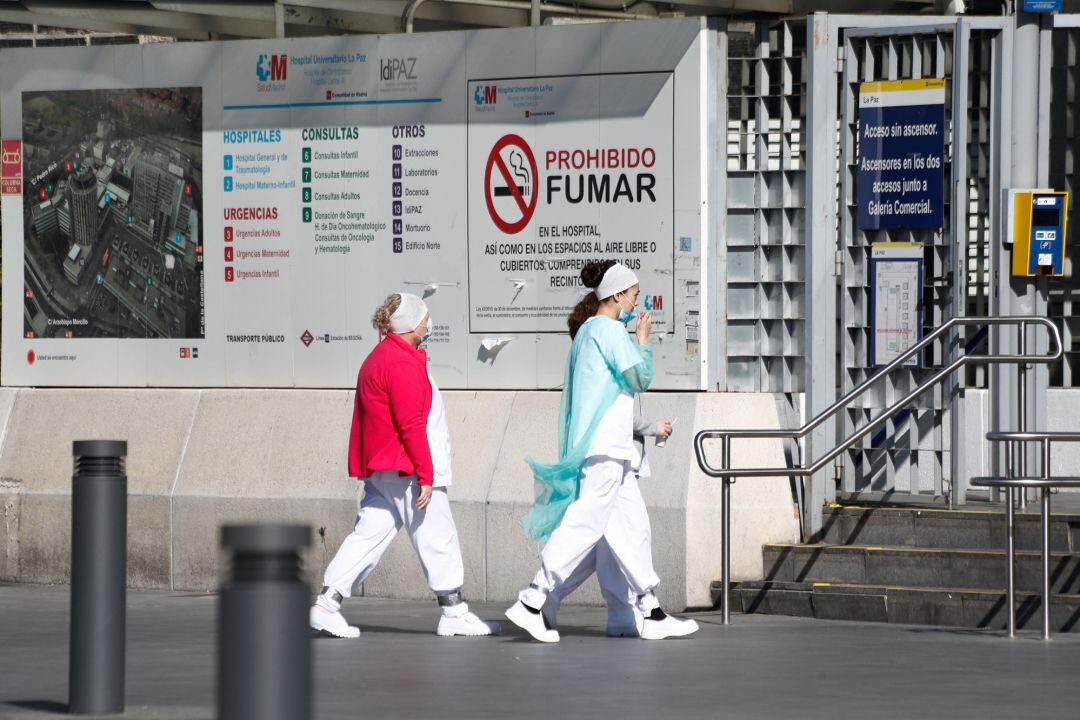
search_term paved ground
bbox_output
[2,583,1080,719]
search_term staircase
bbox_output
[719,502,1080,632]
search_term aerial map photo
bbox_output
[22,87,204,339]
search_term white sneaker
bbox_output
[505,600,560,643]
[309,605,360,639]
[437,611,502,637]
[640,612,699,640]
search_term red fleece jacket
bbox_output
[347,332,434,486]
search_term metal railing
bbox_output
[694,316,1064,624]
[972,431,1080,640]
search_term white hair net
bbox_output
[594,263,639,300]
[389,293,429,334]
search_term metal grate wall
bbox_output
[963,31,997,389]
[724,20,807,393]
[1048,29,1080,388]
[838,32,955,495]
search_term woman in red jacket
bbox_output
[310,292,501,638]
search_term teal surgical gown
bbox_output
[522,316,654,542]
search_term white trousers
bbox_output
[548,472,648,621]
[521,457,660,611]
[322,472,464,598]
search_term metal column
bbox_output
[804,12,840,538]
[996,12,1048,484]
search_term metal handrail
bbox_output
[694,316,1063,625]
[973,476,1080,487]
[974,431,1080,640]
[695,317,1062,477]
[987,431,1080,442]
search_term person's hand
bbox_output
[415,484,433,511]
[656,420,673,438]
[635,311,652,345]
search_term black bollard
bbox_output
[69,439,128,715]
[219,524,312,720]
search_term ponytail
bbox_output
[568,259,617,339]
[372,294,402,338]
[567,295,600,339]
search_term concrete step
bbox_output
[716,580,1080,632]
[763,543,1080,594]
[814,503,1080,551]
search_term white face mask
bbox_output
[419,316,433,345]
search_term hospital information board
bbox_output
[0,21,716,389]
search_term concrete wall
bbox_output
[959,388,1080,491]
[1049,389,1080,479]
[0,388,799,610]
[960,389,991,488]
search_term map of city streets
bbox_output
[22,87,204,340]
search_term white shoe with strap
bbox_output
[641,610,699,640]
[505,600,560,643]
[309,605,361,639]
[437,611,502,637]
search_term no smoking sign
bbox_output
[484,134,538,235]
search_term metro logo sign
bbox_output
[1,139,21,195]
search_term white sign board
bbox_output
[0,20,717,389]
[870,242,923,368]
[466,72,674,334]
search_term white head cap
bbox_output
[594,263,639,300]
[389,293,429,334]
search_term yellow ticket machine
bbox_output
[1008,189,1069,277]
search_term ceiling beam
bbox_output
[285,0,528,28]
[0,7,222,40]
[148,2,276,22]
[661,0,792,13]
[21,1,280,35]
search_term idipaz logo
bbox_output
[644,295,664,312]
[256,53,288,90]
[380,57,417,81]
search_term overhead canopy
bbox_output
[0,0,976,42]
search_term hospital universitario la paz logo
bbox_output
[256,53,287,92]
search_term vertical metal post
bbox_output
[1041,439,1052,640]
[219,525,312,720]
[1006,486,1016,638]
[1018,322,1028,508]
[998,433,1012,505]
[1005,428,1016,637]
[950,19,972,510]
[530,0,540,26]
[69,440,128,716]
[722,435,732,626]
